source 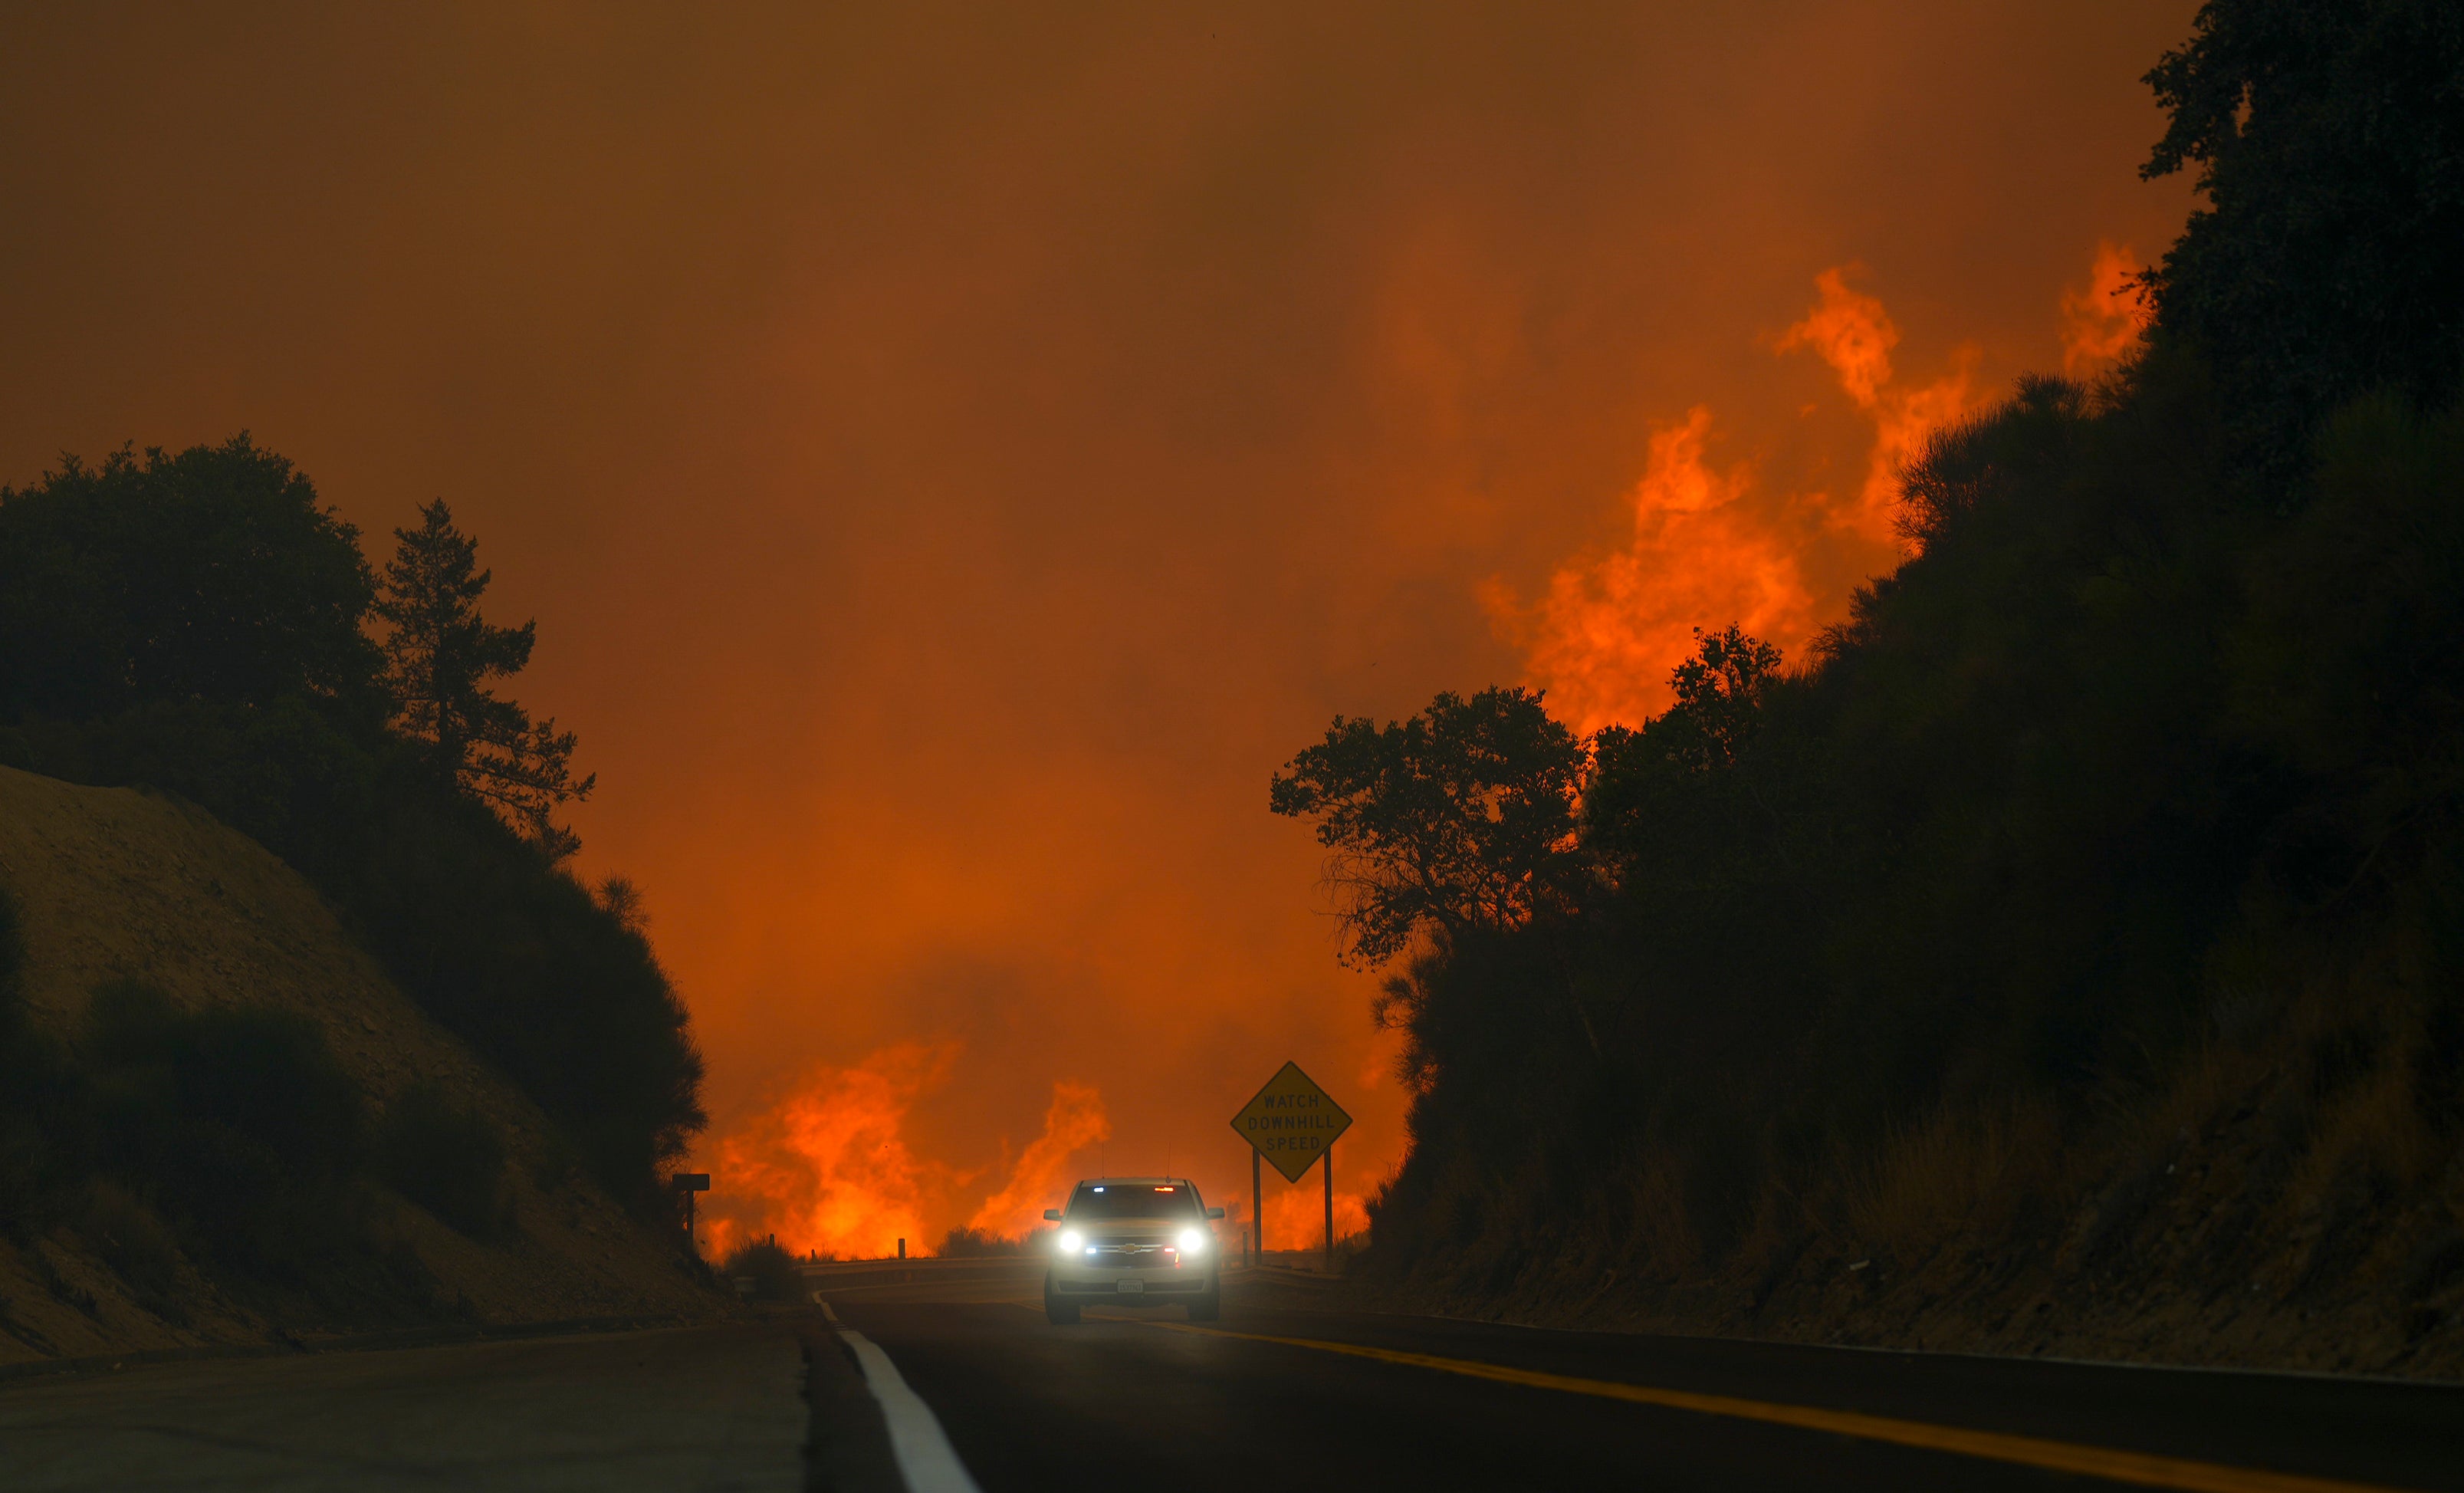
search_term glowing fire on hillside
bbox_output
[697,1044,1109,1260]
[1263,1186,1370,1250]
[1777,265,1984,544]
[2062,240,2154,376]
[1490,263,1989,732]
[1481,403,1815,737]
[699,248,2150,1255]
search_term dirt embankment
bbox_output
[1355,1034,2464,1382]
[0,766,728,1366]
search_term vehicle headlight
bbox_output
[1178,1227,1207,1253]
[1057,1229,1083,1253]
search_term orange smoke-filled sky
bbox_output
[0,2,2194,1255]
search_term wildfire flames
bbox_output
[1483,402,1817,737]
[1263,1186,1370,1249]
[1777,266,1984,545]
[698,1044,1109,1260]
[700,249,2149,1253]
[1493,252,2139,733]
[2061,240,2154,377]
[966,1080,1112,1238]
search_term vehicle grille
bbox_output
[1085,1238,1186,1267]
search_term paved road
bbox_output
[0,1322,806,1491]
[825,1264,2464,1493]
[5,1271,2459,1491]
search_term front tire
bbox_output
[1188,1273,1221,1321]
[1043,1276,1080,1325]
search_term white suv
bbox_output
[1041,1177,1224,1324]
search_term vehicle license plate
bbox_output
[1116,1278,1144,1294]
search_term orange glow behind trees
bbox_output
[1490,263,2014,733]
[1489,404,1814,737]
[1779,267,1986,545]
[2062,241,2156,376]
[711,243,2157,1258]
[0,2,2199,1267]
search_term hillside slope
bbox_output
[0,766,725,1366]
[1356,1023,2464,1381]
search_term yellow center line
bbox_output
[1142,1321,2422,1493]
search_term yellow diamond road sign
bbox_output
[1230,1061,1352,1183]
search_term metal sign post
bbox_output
[1230,1061,1352,1271]
[671,1172,711,1248]
[1323,1141,1334,1270]
[1250,1146,1262,1265]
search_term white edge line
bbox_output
[839,1329,984,1493]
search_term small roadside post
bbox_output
[672,1173,711,1248]
[1230,1061,1352,1271]
[1322,1139,1334,1271]
[1250,1147,1261,1264]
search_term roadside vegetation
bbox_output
[0,452,705,1258]
[1273,2,2464,1369]
[720,1238,805,1302]
[938,1226,1050,1258]
[0,893,500,1320]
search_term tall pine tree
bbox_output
[374,500,593,857]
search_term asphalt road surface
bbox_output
[821,1263,2464,1493]
[5,1266,2460,1491]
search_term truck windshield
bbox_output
[1069,1186,1198,1220]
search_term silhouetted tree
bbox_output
[1269,686,1585,967]
[1654,624,1783,774]
[0,438,703,1209]
[1896,376,2093,552]
[0,436,379,723]
[374,501,593,857]
[1294,6,2464,1318]
[1583,625,1789,887]
[2141,0,2464,477]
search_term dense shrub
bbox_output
[77,982,373,1280]
[376,1084,514,1240]
[80,1179,187,1324]
[720,1238,804,1301]
[0,883,92,1240]
[348,792,704,1197]
[938,1226,1039,1257]
[0,436,381,724]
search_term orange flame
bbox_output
[1484,405,1814,733]
[705,1042,958,1260]
[965,1080,1111,1237]
[1778,265,1985,541]
[1489,265,1987,732]
[1776,266,1898,407]
[700,1044,1112,1258]
[1264,1186,1370,1247]
[2060,240,2152,376]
